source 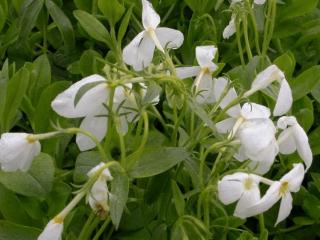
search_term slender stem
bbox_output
[242,15,253,60]
[136,111,149,153]
[269,224,308,235]
[104,88,115,158]
[78,212,95,240]
[262,0,276,55]
[150,105,168,134]
[119,133,126,166]
[246,0,261,54]
[92,219,111,240]
[259,214,265,234]
[56,191,87,221]
[66,128,108,162]
[236,21,245,65]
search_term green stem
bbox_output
[92,218,111,240]
[119,133,126,166]
[262,0,276,55]
[236,21,245,65]
[242,15,253,60]
[259,214,265,234]
[66,128,108,162]
[246,0,261,54]
[150,105,168,134]
[104,87,115,158]
[136,111,149,153]
[269,224,308,235]
[78,212,95,240]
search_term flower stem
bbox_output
[259,214,265,234]
[242,15,253,60]
[236,21,245,65]
[119,133,126,166]
[92,218,111,240]
[78,211,96,240]
[246,0,261,55]
[104,87,115,158]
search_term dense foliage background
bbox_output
[0,0,320,239]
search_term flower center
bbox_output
[244,178,253,190]
[53,216,64,224]
[26,135,36,144]
[279,181,289,196]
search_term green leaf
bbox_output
[0,153,55,197]
[309,126,320,156]
[34,81,71,133]
[277,0,318,22]
[171,181,185,216]
[1,67,30,132]
[98,0,125,27]
[109,164,129,229]
[291,65,320,101]
[118,5,133,43]
[273,51,295,79]
[292,96,314,131]
[0,220,41,240]
[0,59,9,129]
[18,0,44,41]
[45,0,75,51]
[79,49,104,76]
[0,184,31,225]
[0,0,8,32]
[73,10,112,47]
[128,146,190,178]
[73,151,101,183]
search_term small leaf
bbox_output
[98,0,125,27]
[109,164,129,229]
[0,153,55,197]
[118,5,133,43]
[45,0,75,51]
[171,181,185,216]
[73,10,112,47]
[277,0,318,22]
[128,146,190,178]
[0,220,41,240]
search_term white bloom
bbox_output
[223,15,236,39]
[51,74,132,151]
[122,0,184,71]
[277,116,312,170]
[38,219,63,240]
[87,163,113,216]
[0,133,41,172]
[218,172,261,218]
[176,46,218,104]
[216,103,279,174]
[244,65,293,116]
[240,163,305,225]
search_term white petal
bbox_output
[122,32,155,71]
[195,45,218,70]
[281,163,304,192]
[76,110,108,151]
[234,146,248,162]
[51,75,106,118]
[216,118,237,134]
[250,65,285,93]
[241,103,271,120]
[234,185,260,218]
[275,193,293,226]
[278,128,296,154]
[38,220,63,240]
[254,0,266,4]
[195,73,215,104]
[273,79,293,116]
[142,0,160,29]
[223,16,236,39]
[175,66,201,79]
[277,116,297,129]
[155,27,184,49]
[218,175,244,204]
[239,182,281,218]
[293,125,313,170]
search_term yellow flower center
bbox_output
[244,178,253,190]
[26,135,36,144]
[202,67,210,74]
[53,216,64,224]
[279,181,289,196]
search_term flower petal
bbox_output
[293,125,313,170]
[51,74,107,118]
[195,45,218,70]
[76,110,108,151]
[122,32,155,71]
[142,0,160,29]
[278,128,296,154]
[275,193,293,226]
[234,185,260,218]
[218,173,246,204]
[241,103,271,119]
[155,27,184,49]
[176,66,201,79]
[273,79,293,116]
[223,16,236,39]
[195,73,216,104]
[216,118,237,134]
[281,163,304,192]
[254,0,266,5]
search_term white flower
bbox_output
[51,74,132,151]
[244,65,293,116]
[277,116,312,170]
[0,133,41,172]
[176,46,218,104]
[122,0,184,71]
[87,163,113,216]
[240,163,305,225]
[216,103,279,174]
[218,172,261,218]
[38,219,63,240]
[223,15,236,39]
